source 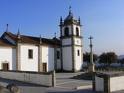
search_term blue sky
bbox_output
[0,0,124,55]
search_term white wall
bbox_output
[42,46,54,72]
[20,45,38,71]
[0,47,16,70]
[0,71,53,86]
[62,47,72,71]
[62,38,72,46]
[74,38,82,45]
[95,76,104,92]
[110,76,124,92]
[74,47,82,71]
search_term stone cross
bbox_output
[88,36,95,72]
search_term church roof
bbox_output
[1,32,60,47]
[0,39,14,47]
[62,7,81,26]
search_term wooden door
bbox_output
[43,63,47,72]
[2,63,9,71]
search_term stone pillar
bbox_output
[104,76,110,93]
[16,43,21,70]
[52,70,56,87]
[54,47,57,71]
[92,72,96,91]
[71,25,76,72]
[38,45,42,72]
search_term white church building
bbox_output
[0,9,83,72]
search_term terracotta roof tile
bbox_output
[2,32,60,46]
[0,39,15,47]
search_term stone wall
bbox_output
[110,75,124,92]
[94,72,124,93]
[0,70,53,87]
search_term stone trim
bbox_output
[38,45,42,72]
[96,72,124,78]
[104,77,110,93]
[18,43,60,48]
[60,25,63,71]
[16,43,21,70]
[81,37,83,70]
[104,76,110,93]
[60,35,82,39]
[62,45,82,47]
[54,47,57,70]
[71,24,75,72]
[60,46,63,71]
[0,70,52,75]
[92,73,96,91]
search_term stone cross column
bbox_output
[88,36,95,72]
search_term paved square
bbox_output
[0,72,94,93]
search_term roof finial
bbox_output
[17,28,21,39]
[39,35,42,44]
[6,24,9,32]
[78,16,81,24]
[69,6,72,15]
[60,16,63,25]
[54,32,56,38]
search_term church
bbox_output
[0,9,83,72]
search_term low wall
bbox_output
[110,75,124,92]
[94,72,124,93]
[0,70,54,87]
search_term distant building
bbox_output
[0,9,83,72]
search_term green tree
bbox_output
[118,58,124,67]
[83,52,98,63]
[99,52,117,66]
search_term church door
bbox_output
[43,63,47,72]
[2,63,9,71]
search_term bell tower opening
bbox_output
[76,27,79,36]
[64,27,69,36]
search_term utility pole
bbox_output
[88,36,95,72]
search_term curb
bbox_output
[55,85,92,90]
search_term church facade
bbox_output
[0,9,83,72]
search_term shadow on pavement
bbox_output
[47,89,95,93]
[71,72,95,80]
[0,77,48,87]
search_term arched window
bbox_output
[64,27,69,36]
[76,27,79,36]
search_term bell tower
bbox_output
[60,7,83,72]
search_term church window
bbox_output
[28,49,33,59]
[57,51,60,59]
[64,27,69,36]
[76,27,79,36]
[77,50,80,56]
